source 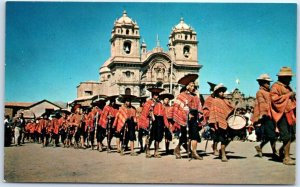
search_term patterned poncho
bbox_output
[203,95,214,123]
[137,99,155,130]
[270,81,296,126]
[251,86,272,123]
[173,91,203,127]
[113,105,136,132]
[208,97,233,130]
[99,105,118,129]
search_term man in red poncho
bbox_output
[138,88,165,158]
[113,94,138,156]
[98,95,119,152]
[208,83,234,162]
[251,74,277,158]
[159,93,174,155]
[173,74,204,160]
[270,67,296,165]
[203,81,219,156]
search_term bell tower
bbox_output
[168,18,198,65]
[110,10,140,62]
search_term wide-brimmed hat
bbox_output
[119,94,137,103]
[256,73,272,82]
[178,74,198,86]
[107,95,119,102]
[135,96,148,103]
[91,99,106,107]
[147,88,164,94]
[159,93,174,100]
[277,66,294,76]
[207,81,217,92]
[213,83,227,93]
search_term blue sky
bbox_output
[5,2,297,102]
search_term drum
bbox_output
[227,115,246,130]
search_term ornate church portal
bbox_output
[77,11,202,100]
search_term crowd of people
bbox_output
[4,66,296,165]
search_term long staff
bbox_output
[183,100,191,160]
[106,117,111,153]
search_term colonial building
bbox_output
[77,11,202,99]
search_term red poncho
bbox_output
[270,81,296,126]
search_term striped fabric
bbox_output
[173,92,203,126]
[163,104,173,128]
[251,86,272,123]
[203,95,214,121]
[137,99,155,130]
[153,102,164,116]
[99,105,111,129]
[208,97,234,130]
[113,105,136,132]
[51,118,60,134]
[70,113,83,127]
[270,81,296,125]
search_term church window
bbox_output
[183,45,190,58]
[136,31,138,34]
[123,41,131,54]
[126,29,129,35]
[185,35,188,40]
[125,71,131,77]
[125,88,131,95]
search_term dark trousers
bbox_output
[278,114,296,143]
[179,118,201,145]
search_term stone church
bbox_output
[76,10,202,99]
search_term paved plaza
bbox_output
[3,139,296,184]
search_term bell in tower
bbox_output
[168,17,198,65]
[109,10,140,62]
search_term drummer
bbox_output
[208,83,234,162]
[203,81,219,156]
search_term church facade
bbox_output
[76,11,202,99]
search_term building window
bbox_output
[125,88,131,95]
[85,91,93,96]
[125,71,131,78]
[185,35,188,40]
[183,45,190,58]
[123,41,131,54]
[126,29,129,35]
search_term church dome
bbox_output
[115,10,136,26]
[172,18,195,33]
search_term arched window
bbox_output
[123,41,131,54]
[183,45,190,58]
[126,29,129,35]
[125,88,131,95]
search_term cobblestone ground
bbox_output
[3,138,296,184]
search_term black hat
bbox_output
[147,88,164,95]
[159,93,174,100]
[119,94,137,103]
[135,96,148,103]
[207,81,217,92]
[108,95,119,102]
[91,99,107,108]
[178,74,198,86]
